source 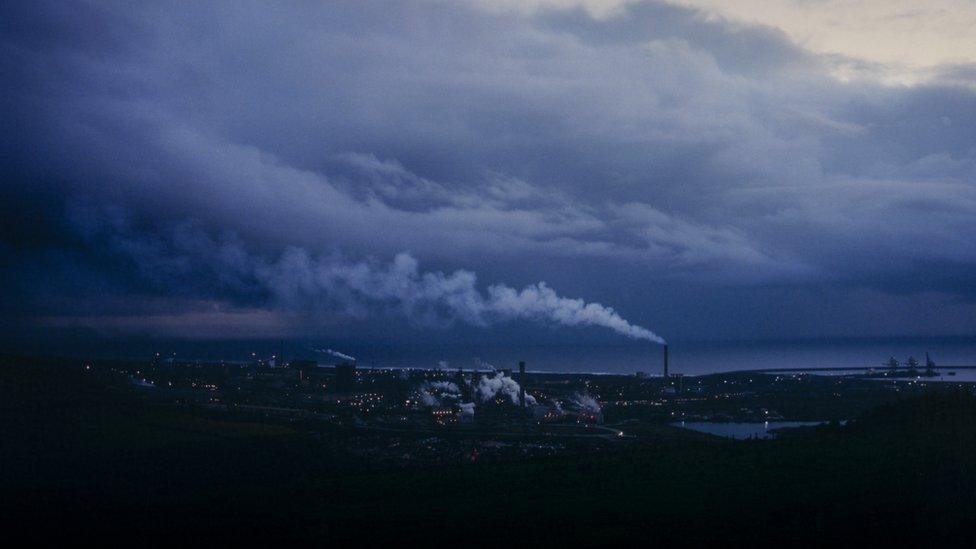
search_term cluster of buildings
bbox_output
[80,348,972,467]
[102,346,925,441]
[113,352,616,430]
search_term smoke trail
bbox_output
[428,381,460,392]
[418,391,439,406]
[550,397,563,414]
[316,348,356,362]
[475,372,537,406]
[263,250,665,344]
[570,392,601,413]
[486,283,665,344]
[90,218,665,344]
[416,380,462,407]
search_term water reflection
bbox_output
[671,421,828,440]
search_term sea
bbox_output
[23,335,976,380]
[340,338,976,381]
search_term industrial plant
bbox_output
[34,336,963,471]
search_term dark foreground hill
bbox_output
[2,357,975,546]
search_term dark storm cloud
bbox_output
[1,0,975,341]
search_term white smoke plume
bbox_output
[485,283,665,344]
[458,402,475,416]
[94,219,665,344]
[474,359,496,372]
[316,348,356,362]
[427,381,460,394]
[570,392,601,414]
[419,390,441,407]
[417,380,462,407]
[475,372,537,406]
[261,250,664,343]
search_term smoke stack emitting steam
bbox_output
[475,371,537,406]
[260,249,667,344]
[99,218,667,346]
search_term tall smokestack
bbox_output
[518,361,526,408]
[663,344,669,378]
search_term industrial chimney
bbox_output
[663,344,669,379]
[518,361,526,408]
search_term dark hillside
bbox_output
[3,357,974,546]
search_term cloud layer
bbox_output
[2,0,975,343]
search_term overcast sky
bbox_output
[2,0,975,348]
